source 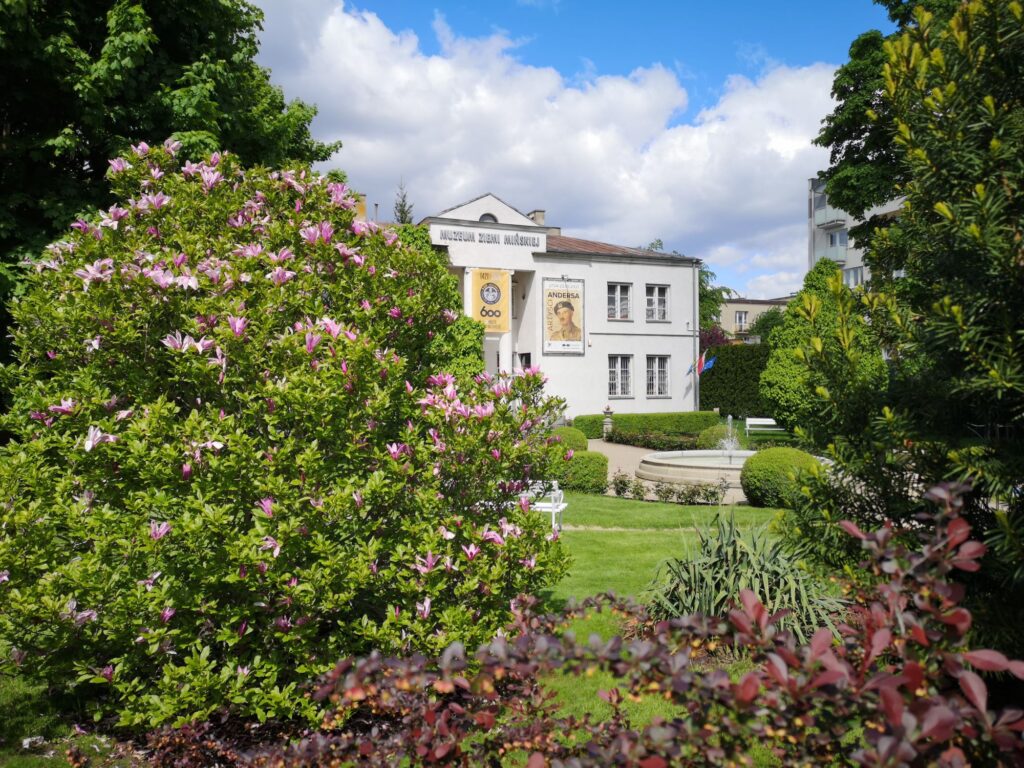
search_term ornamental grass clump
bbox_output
[0,142,568,727]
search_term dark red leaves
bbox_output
[958,670,988,715]
[963,649,1009,672]
[919,705,957,741]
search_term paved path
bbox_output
[586,438,651,478]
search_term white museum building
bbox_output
[421,194,702,418]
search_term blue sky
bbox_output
[345,1,894,116]
[255,1,896,297]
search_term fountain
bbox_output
[635,414,754,502]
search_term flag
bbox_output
[696,351,707,375]
[702,356,717,374]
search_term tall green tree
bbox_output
[813,0,958,247]
[0,0,339,299]
[393,181,414,224]
[800,0,1024,652]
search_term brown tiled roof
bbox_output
[545,235,698,263]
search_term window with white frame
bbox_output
[735,310,748,332]
[607,283,631,320]
[608,355,632,397]
[843,266,864,288]
[646,355,670,396]
[645,284,669,321]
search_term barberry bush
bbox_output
[0,142,569,727]
[147,485,1024,766]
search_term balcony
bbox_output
[814,204,846,229]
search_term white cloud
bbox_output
[255,1,834,299]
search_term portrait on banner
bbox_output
[543,278,585,354]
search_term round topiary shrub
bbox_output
[552,426,588,453]
[740,447,819,508]
[695,424,731,450]
[0,143,568,728]
[561,450,608,494]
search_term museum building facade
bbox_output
[421,194,701,417]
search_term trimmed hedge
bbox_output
[740,447,820,508]
[561,450,608,494]
[699,343,771,418]
[572,415,604,439]
[552,426,588,452]
[606,429,697,452]
[574,412,719,440]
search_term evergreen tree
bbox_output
[393,181,414,224]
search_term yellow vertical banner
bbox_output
[471,269,511,333]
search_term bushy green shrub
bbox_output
[551,426,588,453]
[674,480,729,505]
[610,471,631,497]
[630,479,649,501]
[0,146,568,728]
[740,447,820,508]
[699,344,770,418]
[646,515,842,643]
[695,424,731,450]
[653,482,675,503]
[561,451,608,494]
[571,414,604,439]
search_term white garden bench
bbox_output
[745,417,785,436]
[519,481,567,531]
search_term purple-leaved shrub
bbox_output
[0,142,569,727]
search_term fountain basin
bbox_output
[636,450,756,500]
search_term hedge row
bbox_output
[560,450,608,494]
[606,429,697,452]
[572,411,720,439]
[699,343,771,418]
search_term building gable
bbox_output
[430,193,538,227]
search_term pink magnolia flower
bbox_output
[413,551,440,575]
[163,138,182,155]
[268,247,294,263]
[320,317,342,338]
[352,490,364,508]
[416,597,431,620]
[350,220,369,236]
[100,665,114,682]
[343,329,358,342]
[161,331,185,351]
[137,572,161,591]
[131,142,150,156]
[149,520,171,540]
[546,529,560,542]
[388,307,402,319]
[200,167,223,192]
[100,205,130,229]
[386,442,409,460]
[175,270,199,291]
[274,615,292,632]
[304,332,322,354]
[384,229,399,246]
[519,555,537,569]
[173,252,188,268]
[0,570,9,583]
[498,518,522,539]
[564,449,575,461]
[74,258,114,290]
[237,665,250,677]
[461,544,481,561]
[48,398,76,415]
[518,496,531,513]
[142,192,170,210]
[443,556,458,573]
[181,462,192,481]
[257,497,274,518]
[114,409,133,421]
[260,536,281,558]
[439,526,456,541]
[265,266,295,286]
[227,315,248,337]
[182,160,201,177]
[84,426,118,452]
[481,528,505,546]
[159,606,176,624]
[108,157,132,173]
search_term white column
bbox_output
[498,330,513,374]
